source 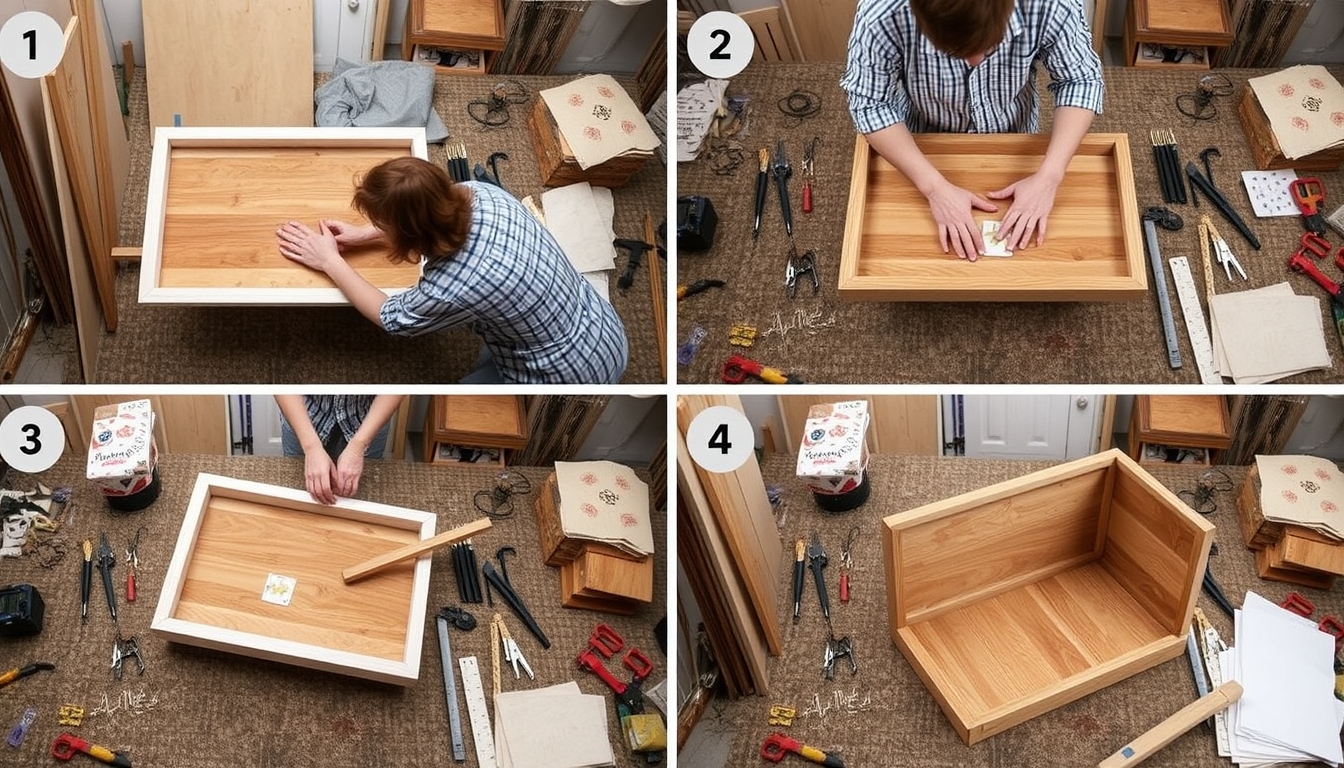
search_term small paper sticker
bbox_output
[981,221,1013,257]
[262,574,297,606]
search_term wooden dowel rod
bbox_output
[1097,680,1242,768]
[645,213,666,380]
[342,518,492,584]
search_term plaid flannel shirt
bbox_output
[378,182,629,384]
[292,395,372,443]
[841,0,1104,135]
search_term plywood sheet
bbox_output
[138,128,427,305]
[152,474,436,685]
[73,0,130,284]
[142,0,314,141]
[839,133,1146,302]
[778,0,854,61]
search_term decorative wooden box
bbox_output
[527,100,652,189]
[138,127,428,305]
[840,133,1146,302]
[151,473,437,685]
[882,449,1214,744]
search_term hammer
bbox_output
[614,238,652,290]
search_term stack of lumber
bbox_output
[675,394,782,698]
[1238,460,1344,589]
[534,468,654,615]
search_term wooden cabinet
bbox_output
[1124,0,1232,68]
[422,395,528,466]
[401,0,506,77]
[1128,394,1232,464]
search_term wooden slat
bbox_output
[45,17,118,337]
[342,518,493,583]
[678,395,783,656]
[646,215,666,380]
[778,395,940,455]
[142,0,314,141]
[777,0,854,61]
[739,7,798,62]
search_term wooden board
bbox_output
[740,7,799,62]
[1271,525,1344,577]
[39,74,98,382]
[407,0,506,52]
[426,395,528,450]
[142,0,314,142]
[45,17,117,335]
[1236,464,1285,550]
[151,473,436,686]
[778,395,940,456]
[1130,395,1232,455]
[571,546,654,603]
[1257,543,1336,589]
[528,99,651,189]
[559,561,640,615]
[138,127,427,305]
[883,449,1213,744]
[839,133,1146,302]
[1132,0,1233,47]
[777,0,854,61]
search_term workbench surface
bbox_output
[691,453,1341,768]
[676,63,1344,384]
[0,454,666,768]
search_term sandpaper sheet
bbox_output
[1210,285,1330,384]
[539,75,661,170]
[554,460,654,556]
[493,682,614,768]
[540,183,616,274]
[1248,65,1344,159]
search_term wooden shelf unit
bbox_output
[422,395,528,465]
[401,0,505,77]
[1127,395,1232,462]
[1123,0,1231,67]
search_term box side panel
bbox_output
[1100,460,1215,635]
[895,469,1108,623]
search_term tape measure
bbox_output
[1169,257,1220,384]
[1143,218,1182,369]
[459,656,496,768]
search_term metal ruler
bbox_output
[1169,257,1220,384]
[458,656,496,768]
[1193,609,1231,756]
[1143,219,1183,369]
[435,615,466,762]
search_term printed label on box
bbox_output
[86,400,157,494]
[796,401,870,494]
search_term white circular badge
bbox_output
[686,405,755,474]
[687,11,754,80]
[0,12,64,79]
[0,406,65,474]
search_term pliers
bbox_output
[786,245,818,298]
[808,532,829,622]
[772,140,794,236]
[495,614,534,680]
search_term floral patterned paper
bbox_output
[554,460,654,556]
[1256,455,1344,540]
[539,75,661,170]
[1248,66,1344,160]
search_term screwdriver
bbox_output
[791,539,805,623]
[0,661,55,689]
[81,540,92,624]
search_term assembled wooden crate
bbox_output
[138,127,428,305]
[840,133,1146,301]
[151,473,437,685]
[882,449,1214,744]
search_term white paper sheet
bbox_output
[541,183,617,274]
[1210,287,1331,383]
[494,682,614,768]
[1242,169,1301,217]
[675,79,729,161]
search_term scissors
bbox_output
[51,733,133,766]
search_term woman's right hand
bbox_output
[322,220,381,251]
[304,449,338,505]
[926,179,999,262]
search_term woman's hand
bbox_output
[322,219,382,251]
[277,221,342,272]
[926,179,999,261]
[989,171,1062,250]
[303,449,338,505]
[333,443,365,499]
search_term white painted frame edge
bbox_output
[150,472,437,686]
[138,127,429,306]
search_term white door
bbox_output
[228,395,286,456]
[314,0,378,71]
[958,395,1101,460]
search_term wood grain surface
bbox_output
[1135,395,1232,450]
[416,0,506,49]
[840,133,1146,301]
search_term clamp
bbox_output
[786,246,819,298]
[822,634,857,680]
[112,635,144,680]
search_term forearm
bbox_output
[1037,106,1095,181]
[350,395,403,450]
[864,123,945,198]
[275,396,325,453]
[324,258,391,327]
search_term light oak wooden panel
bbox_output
[883,450,1213,744]
[740,7,799,62]
[1257,542,1336,589]
[412,0,506,51]
[1272,526,1344,577]
[572,546,654,603]
[152,474,436,685]
[73,0,130,284]
[142,0,313,140]
[139,128,427,305]
[1129,395,1232,457]
[840,133,1146,302]
[69,395,229,454]
[778,395,939,456]
[1134,0,1233,47]
[778,0,854,61]
[428,395,529,450]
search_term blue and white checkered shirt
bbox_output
[841,0,1104,135]
[295,395,372,443]
[378,182,629,384]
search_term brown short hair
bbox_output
[352,156,472,264]
[910,0,1013,59]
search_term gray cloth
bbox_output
[315,58,449,142]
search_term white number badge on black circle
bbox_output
[0,12,64,79]
[686,405,754,474]
[687,11,754,80]
[0,406,65,474]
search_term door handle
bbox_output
[1076,397,1089,410]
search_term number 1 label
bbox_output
[0,12,64,79]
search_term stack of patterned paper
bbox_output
[554,461,654,556]
[1255,455,1344,541]
[494,682,614,768]
[1247,66,1344,161]
[538,74,660,170]
[1209,284,1331,383]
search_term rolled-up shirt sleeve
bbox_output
[378,277,473,337]
[840,4,909,135]
[1041,0,1105,115]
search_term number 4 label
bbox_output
[687,406,753,474]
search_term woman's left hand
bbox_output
[988,172,1062,251]
[277,220,341,272]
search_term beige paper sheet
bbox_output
[1248,65,1344,160]
[494,682,614,768]
[539,75,661,170]
[555,460,654,556]
[1210,287,1331,384]
[541,183,616,274]
[1255,455,1344,540]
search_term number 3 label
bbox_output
[0,12,63,79]
[686,406,754,474]
[687,12,754,80]
[0,406,64,474]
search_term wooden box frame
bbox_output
[151,473,437,686]
[882,449,1214,744]
[840,133,1146,302]
[138,127,428,305]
